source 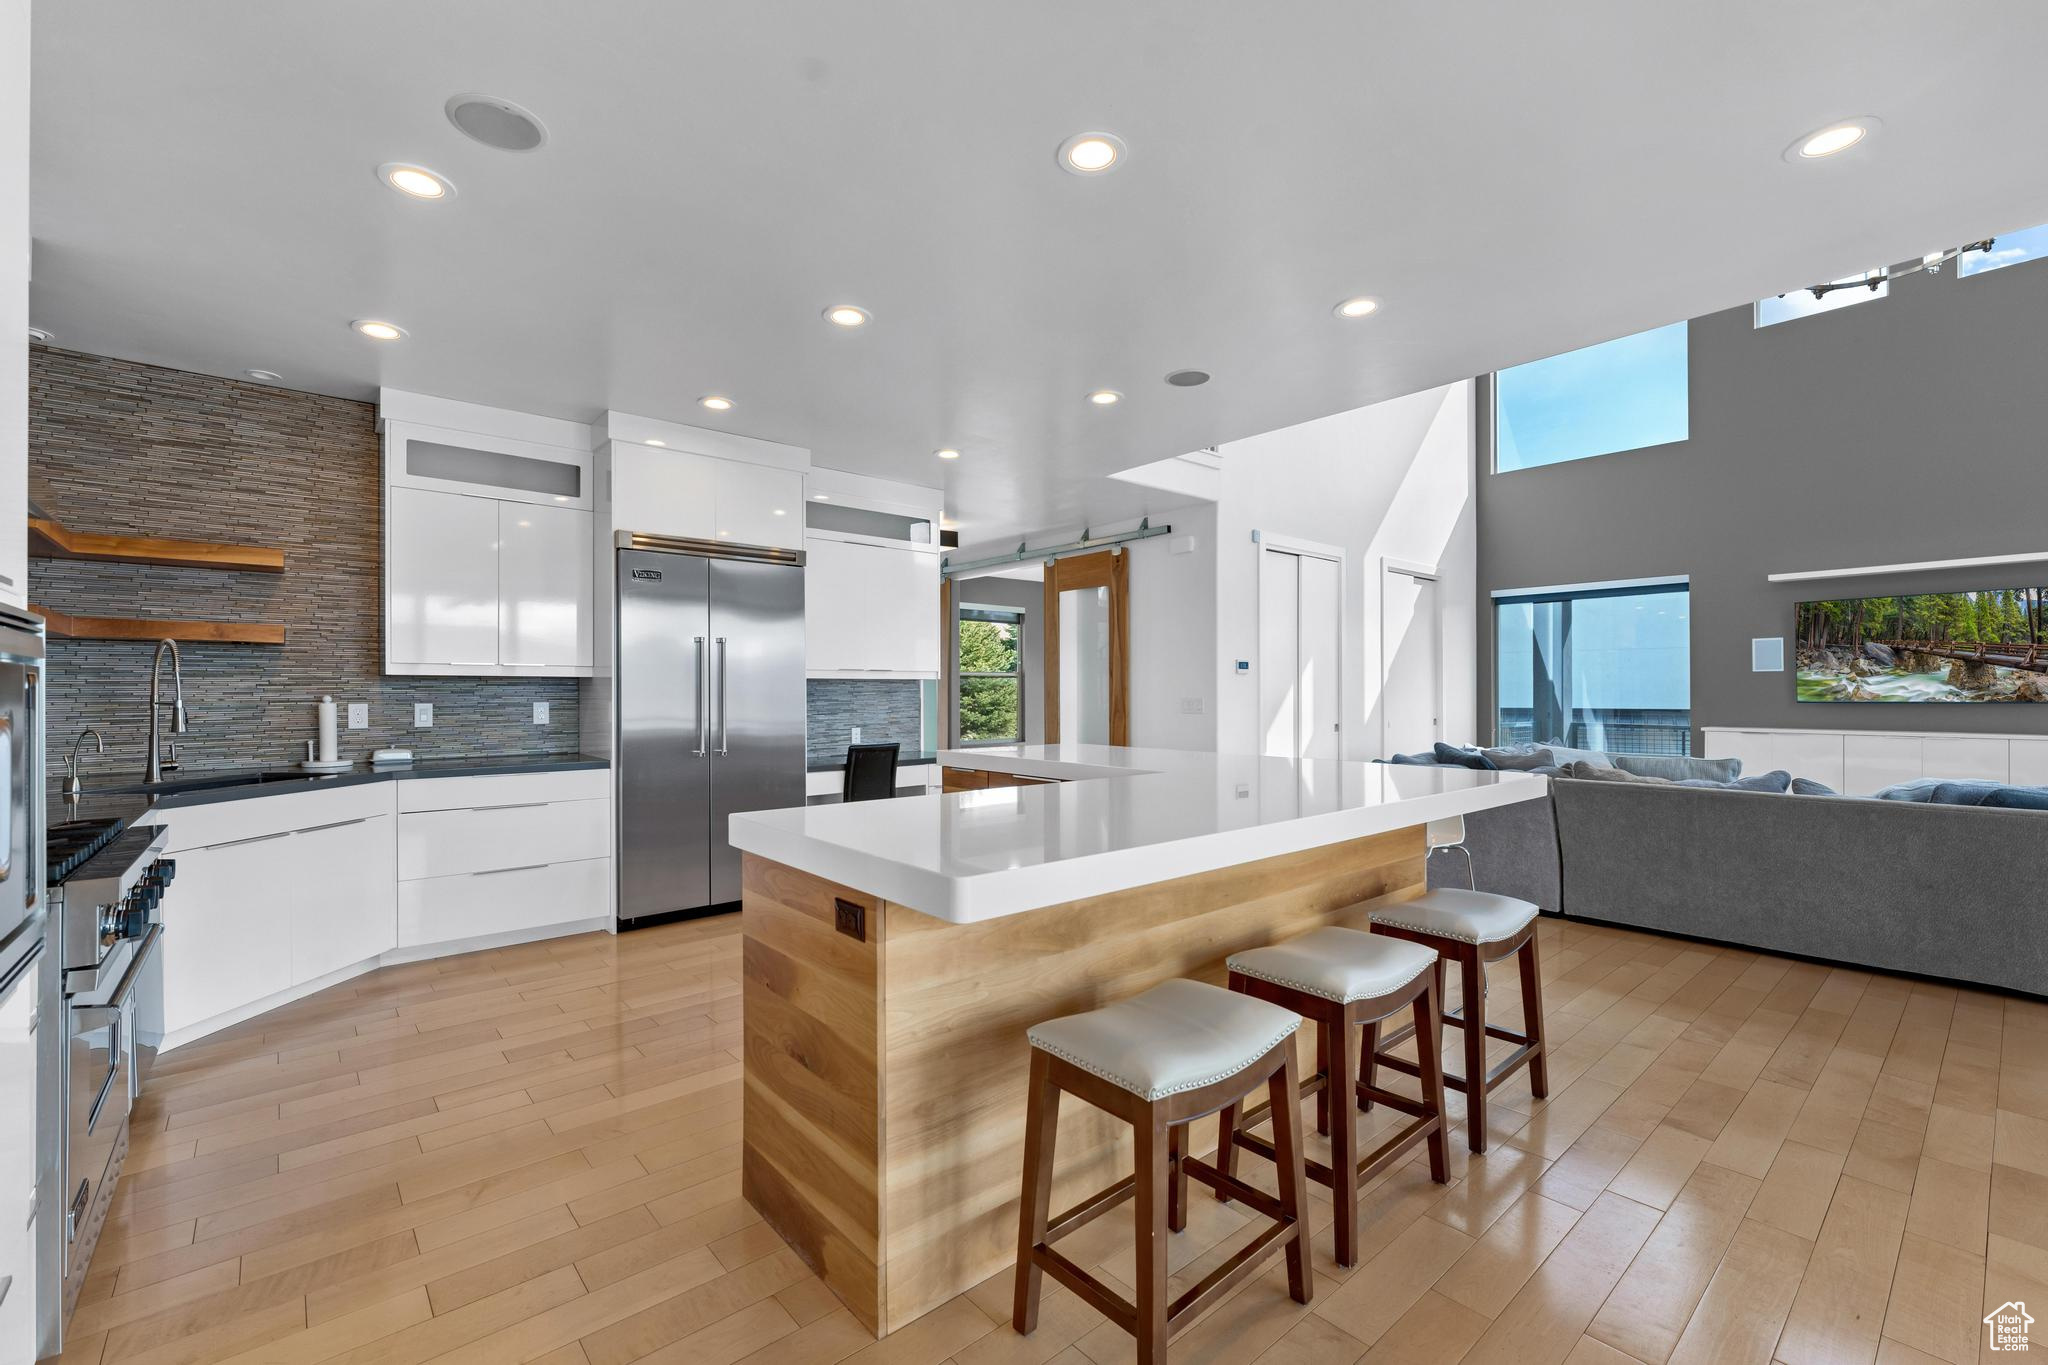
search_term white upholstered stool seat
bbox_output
[1227,927,1437,1005]
[1027,978,1301,1102]
[1370,887,1539,945]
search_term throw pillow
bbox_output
[1386,751,1438,766]
[1432,742,1495,770]
[1981,785,2048,810]
[1541,743,1616,768]
[1482,746,1557,771]
[1874,779,1944,802]
[1676,769,1792,793]
[1929,781,2006,806]
[1614,753,1743,783]
[1563,760,1668,784]
[1790,776,1839,796]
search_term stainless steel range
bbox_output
[47,815,172,1322]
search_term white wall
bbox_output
[1214,382,1476,759]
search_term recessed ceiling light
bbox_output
[1088,389,1122,406]
[1333,296,1380,319]
[1164,370,1210,387]
[26,326,52,344]
[1058,131,1126,176]
[935,448,961,460]
[823,304,871,328]
[351,319,407,341]
[445,92,548,152]
[378,163,455,200]
[772,508,787,516]
[699,395,734,411]
[243,369,283,383]
[645,438,666,446]
[717,530,732,538]
[813,493,831,501]
[1786,116,1880,162]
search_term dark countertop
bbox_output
[64,752,611,811]
[805,749,938,774]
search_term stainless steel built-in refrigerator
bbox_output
[616,539,806,927]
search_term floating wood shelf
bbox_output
[33,605,286,645]
[28,515,286,573]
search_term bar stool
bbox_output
[1368,817,1548,1153]
[1213,926,1450,1266]
[1013,978,1313,1365]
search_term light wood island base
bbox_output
[739,825,1426,1337]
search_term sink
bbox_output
[87,769,342,798]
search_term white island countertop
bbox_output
[728,744,1545,924]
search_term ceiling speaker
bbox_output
[445,93,548,152]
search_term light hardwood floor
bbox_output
[54,910,2044,1365]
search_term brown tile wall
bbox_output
[28,346,578,778]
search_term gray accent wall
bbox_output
[805,678,923,766]
[1477,258,2048,744]
[29,347,580,775]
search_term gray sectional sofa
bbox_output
[1419,749,2048,996]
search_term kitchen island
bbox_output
[727,744,1546,1337]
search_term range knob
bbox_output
[121,898,150,940]
[156,858,177,886]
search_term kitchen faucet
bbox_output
[65,726,105,802]
[145,637,190,783]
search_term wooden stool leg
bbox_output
[1214,1099,1238,1203]
[1134,1114,1172,1365]
[1412,974,1451,1184]
[1168,1123,1187,1233]
[1314,1026,1331,1137]
[1356,1018,1379,1113]
[1267,1043,1314,1305]
[1460,953,1489,1154]
[1012,1052,1061,1333]
[1518,934,1550,1100]
[1325,1012,1360,1267]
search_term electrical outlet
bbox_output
[347,702,368,729]
[533,702,550,725]
[1179,697,1204,715]
[413,702,433,728]
[851,725,862,743]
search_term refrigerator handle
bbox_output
[715,637,730,755]
[693,636,708,757]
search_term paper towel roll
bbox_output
[318,695,338,764]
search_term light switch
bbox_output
[347,703,368,729]
[413,702,433,728]
[533,702,550,725]
[1179,697,1204,715]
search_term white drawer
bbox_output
[398,797,609,880]
[398,857,609,946]
[154,781,398,854]
[396,767,609,813]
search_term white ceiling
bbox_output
[28,2,2048,541]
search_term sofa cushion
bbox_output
[1564,761,1666,784]
[1387,751,1438,766]
[1928,780,2007,806]
[1482,745,1558,772]
[1614,753,1743,783]
[1790,776,1839,796]
[1542,743,1617,768]
[1677,769,1792,794]
[1874,778,1944,802]
[1433,742,1495,770]
[1981,785,2048,810]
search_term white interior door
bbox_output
[1381,566,1442,755]
[1259,550,1299,758]
[1298,555,1340,760]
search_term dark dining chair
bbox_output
[843,741,901,802]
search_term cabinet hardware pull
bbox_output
[472,863,550,876]
[465,802,548,812]
[210,829,295,850]
[297,817,372,834]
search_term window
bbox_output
[1493,322,1688,472]
[1959,222,2048,278]
[1754,268,1887,327]
[1496,580,1691,755]
[957,605,1025,744]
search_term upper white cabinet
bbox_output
[0,3,27,612]
[388,487,499,669]
[379,393,596,677]
[499,502,594,668]
[605,443,804,553]
[806,534,940,676]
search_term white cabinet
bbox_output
[0,950,37,1364]
[1843,735,1920,795]
[1921,735,2008,783]
[159,835,296,1036]
[388,487,500,669]
[1703,725,2048,795]
[713,460,804,550]
[606,444,805,553]
[290,816,398,983]
[806,535,940,676]
[396,770,611,947]
[386,486,594,676]
[499,502,594,668]
[0,1,25,612]
[400,858,608,947]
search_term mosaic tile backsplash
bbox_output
[805,678,924,766]
[29,347,580,779]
